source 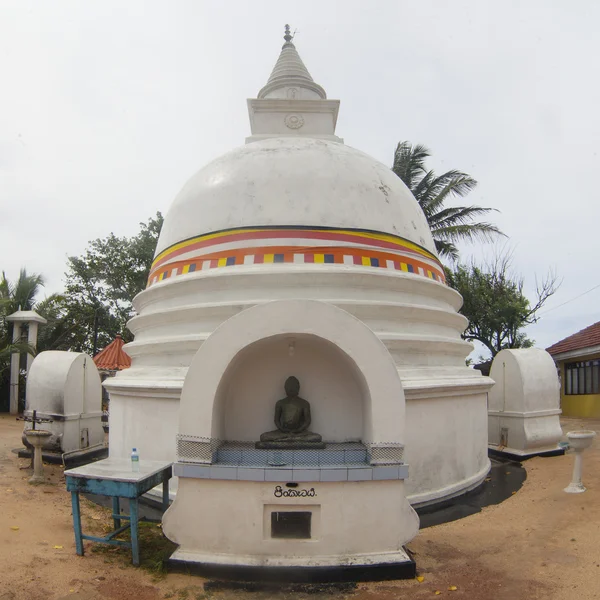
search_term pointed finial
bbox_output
[284,24,293,43]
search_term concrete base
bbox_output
[564,482,586,494]
[167,548,416,582]
[17,445,108,467]
[255,441,327,450]
[417,456,526,528]
[488,444,565,461]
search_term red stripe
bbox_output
[148,248,447,286]
[152,229,435,270]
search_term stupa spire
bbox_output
[258,25,326,100]
[246,26,342,144]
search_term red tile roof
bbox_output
[546,321,600,356]
[93,335,131,371]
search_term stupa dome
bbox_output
[107,29,493,520]
[156,138,437,259]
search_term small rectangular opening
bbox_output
[271,511,312,539]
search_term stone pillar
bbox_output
[26,322,39,373]
[6,310,47,415]
[9,323,22,415]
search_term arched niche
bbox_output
[179,299,405,445]
[217,333,367,442]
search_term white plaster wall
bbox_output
[28,352,85,415]
[106,131,495,506]
[26,351,103,453]
[177,300,404,444]
[108,393,179,463]
[488,348,560,413]
[107,268,493,506]
[154,138,437,256]
[488,349,562,454]
[221,335,363,442]
[404,392,490,505]
[251,110,336,134]
[262,87,322,100]
[162,479,419,565]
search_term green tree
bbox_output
[392,141,505,260]
[446,253,559,358]
[0,269,64,410]
[61,213,163,354]
[1,269,46,370]
[0,268,44,312]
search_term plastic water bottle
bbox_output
[131,448,140,472]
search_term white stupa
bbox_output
[106,27,492,574]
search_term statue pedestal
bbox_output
[25,429,52,484]
[564,430,596,494]
[255,440,326,449]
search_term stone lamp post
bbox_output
[564,430,597,493]
[5,309,47,415]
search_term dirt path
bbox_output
[1,415,599,600]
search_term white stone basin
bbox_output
[24,429,52,484]
[564,430,596,494]
[566,430,597,451]
[24,429,53,444]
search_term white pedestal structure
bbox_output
[106,30,494,559]
[564,430,596,493]
[24,429,53,483]
[162,299,419,577]
[23,352,104,460]
[488,349,563,458]
[106,139,493,508]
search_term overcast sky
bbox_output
[1,0,599,356]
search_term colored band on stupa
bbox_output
[147,226,445,287]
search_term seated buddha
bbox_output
[255,376,325,449]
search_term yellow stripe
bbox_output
[182,264,190,274]
[217,258,227,267]
[361,256,370,266]
[400,263,408,272]
[314,253,324,263]
[264,254,274,263]
[152,227,438,267]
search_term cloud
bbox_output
[0,0,597,347]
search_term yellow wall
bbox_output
[559,355,600,418]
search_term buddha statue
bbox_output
[256,376,325,449]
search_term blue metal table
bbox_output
[65,458,172,565]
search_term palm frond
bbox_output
[390,141,504,259]
[433,223,506,244]
[434,239,460,261]
[392,141,431,192]
[421,172,478,215]
[0,341,37,362]
[8,268,45,312]
[428,205,500,227]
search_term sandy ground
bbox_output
[1,414,599,600]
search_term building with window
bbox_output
[546,321,600,417]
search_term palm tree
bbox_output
[0,270,48,380]
[392,141,505,260]
[0,270,74,411]
[0,269,45,314]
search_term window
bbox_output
[565,360,600,395]
[271,511,312,539]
